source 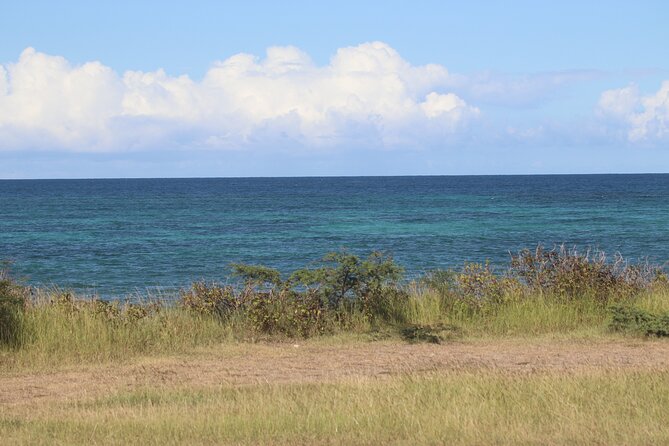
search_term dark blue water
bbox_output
[1,175,668,297]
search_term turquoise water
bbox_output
[1,175,668,297]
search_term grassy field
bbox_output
[1,288,669,445]
[2,340,669,445]
[2,248,669,444]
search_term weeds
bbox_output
[46,290,161,325]
[509,245,661,302]
[180,282,238,318]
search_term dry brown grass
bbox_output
[3,338,669,407]
[2,339,669,445]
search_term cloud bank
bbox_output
[2,42,667,155]
[0,43,480,152]
[598,81,669,143]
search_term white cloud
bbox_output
[421,92,468,119]
[598,81,669,142]
[0,43,479,152]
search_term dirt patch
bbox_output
[2,339,669,407]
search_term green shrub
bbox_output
[289,251,404,309]
[609,305,669,337]
[180,281,328,338]
[455,261,522,308]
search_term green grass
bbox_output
[634,286,669,313]
[397,288,609,338]
[2,370,668,445]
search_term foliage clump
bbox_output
[417,244,667,329]
[181,282,239,318]
[180,251,404,337]
[609,305,669,337]
[289,251,405,317]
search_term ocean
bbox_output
[1,174,668,297]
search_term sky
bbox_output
[1,0,668,178]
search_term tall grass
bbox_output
[3,370,668,445]
[401,287,608,337]
[0,290,241,370]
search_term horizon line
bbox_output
[2,172,669,181]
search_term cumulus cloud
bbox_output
[0,43,480,152]
[0,48,123,150]
[597,81,669,142]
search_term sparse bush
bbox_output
[421,263,522,314]
[180,280,329,338]
[43,290,160,325]
[180,281,239,319]
[247,289,327,338]
[455,261,522,309]
[651,270,669,290]
[510,245,657,303]
[179,251,405,336]
[50,291,79,314]
[91,298,121,320]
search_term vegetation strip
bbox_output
[2,245,669,368]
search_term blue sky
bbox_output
[1,0,668,178]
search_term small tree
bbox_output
[289,251,404,308]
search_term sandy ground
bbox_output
[2,339,669,408]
